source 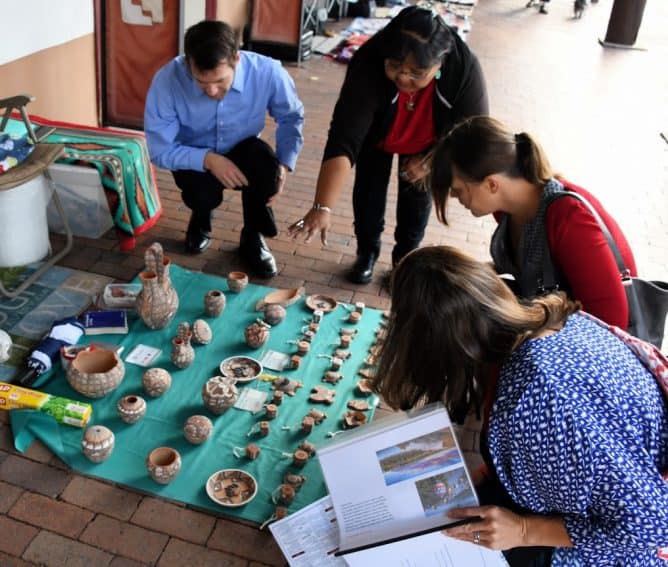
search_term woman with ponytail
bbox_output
[375,246,668,566]
[430,115,636,330]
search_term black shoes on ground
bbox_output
[347,252,377,284]
[185,218,211,254]
[239,229,278,279]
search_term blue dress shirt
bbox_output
[144,52,304,172]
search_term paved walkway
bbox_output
[1,1,666,564]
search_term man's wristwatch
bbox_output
[311,203,332,213]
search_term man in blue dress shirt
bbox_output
[144,20,304,278]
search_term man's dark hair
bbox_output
[184,20,239,71]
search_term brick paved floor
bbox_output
[2,1,666,564]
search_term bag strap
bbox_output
[544,191,629,280]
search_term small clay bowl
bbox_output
[227,271,249,293]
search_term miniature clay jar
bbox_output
[136,242,179,330]
[171,322,195,369]
[302,330,315,343]
[301,416,314,434]
[116,395,147,424]
[66,348,125,399]
[330,357,343,371]
[339,335,352,349]
[272,390,284,406]
[202,375,238,415]
[191,319,212,345]
[204,289,226,317]
[245,444,261,460]
[146,446,181,484]
[292,449,309,468]
[244,319,270,349]
[298,440,316,456]
[82,425,115,463]
[183,415,213,445]
[296,341,310,356]
[227,271,249,293]
[276,484,296,505]
[289,355,302,370]
[142,368,172,398]
[348,311,361,324]
[263,303,286,326]
[259,421,270,437]
[265,403,278,420]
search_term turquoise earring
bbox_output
[435,70,442,80]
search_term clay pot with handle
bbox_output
[136,242,179,330]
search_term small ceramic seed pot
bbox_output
[116,395,147,424]
[82,425,115,463]
[183,415,213,444]
[246,443,261,460]
[245,319,270,349]
[296,341,310,356]
[204,289,226,317]
[227,271,249,293]
[292,449,309,468]
[272,390,284,406]
[202,375,238,415]
[301,415,314,434]
[265,404,278,420]
[191,319,212,345]
[289,355,302,369]
[142,368,172,398]
[264,303,286,326]
[146,446,181,484]
[348,311,361,324]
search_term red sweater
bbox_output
[495,180,637,329]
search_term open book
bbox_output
[270,403,508,566]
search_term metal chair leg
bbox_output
[0,171,73,299]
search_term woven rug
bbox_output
[0,264,112,382]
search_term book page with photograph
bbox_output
[317,404,479,553]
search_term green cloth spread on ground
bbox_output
[11,265,381,523]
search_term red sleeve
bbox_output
[546,198,629,329]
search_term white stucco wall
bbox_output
[1,0,94,65]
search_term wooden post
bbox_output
[599,0,647,49]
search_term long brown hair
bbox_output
[372,246,579,420]
[430,116,553,225]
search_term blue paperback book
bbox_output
[82,310,128,335]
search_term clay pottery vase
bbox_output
[81,425,115,463]
[263,303,286,326]
[204,289,226,317]
[191,319,212,345]
[116,395,147,424]
[67,349,125,399]
[183,415,213,445]
[136,242,179,330]
[227,271,249,293]
[146,446,181,484]
[171,322,195,369]
[244,319,270,349]
[202,375,238,415]
[142,368,172,398]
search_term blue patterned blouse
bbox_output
[489,313,668,566]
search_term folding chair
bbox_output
[0,94,73,298]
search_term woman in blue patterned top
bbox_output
[373,245,668,566]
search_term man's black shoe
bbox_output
[347,253,377,284]
[185,216,211,254]
[239,230,278,278]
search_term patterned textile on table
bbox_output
[5,115,161,251]
[490,313,668,566]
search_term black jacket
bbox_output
[323,27,489,164]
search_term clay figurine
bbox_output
[340,328,358,338]
[302,330,316,343]
[348,399,371,411]
[283,472,307,490]
[298,440,316,457]
[323,371,343,385]
[344,410,367,428]
[142,368,172,398]
[272,390,284,406]
[204,289,226,317]
[183,415,213,444]
[245,319,271,349]
[81,425,115,463]
[273,376,303,396]
[356,379,374,396]
[358,368,376,380]
[333,349,352,360]
[307,408,327,424]
[309,386,336,405]
[273,484,296,506]
[191,319,212,345]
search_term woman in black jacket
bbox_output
[289,6,488,283]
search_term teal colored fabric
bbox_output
[10,266,381,523]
